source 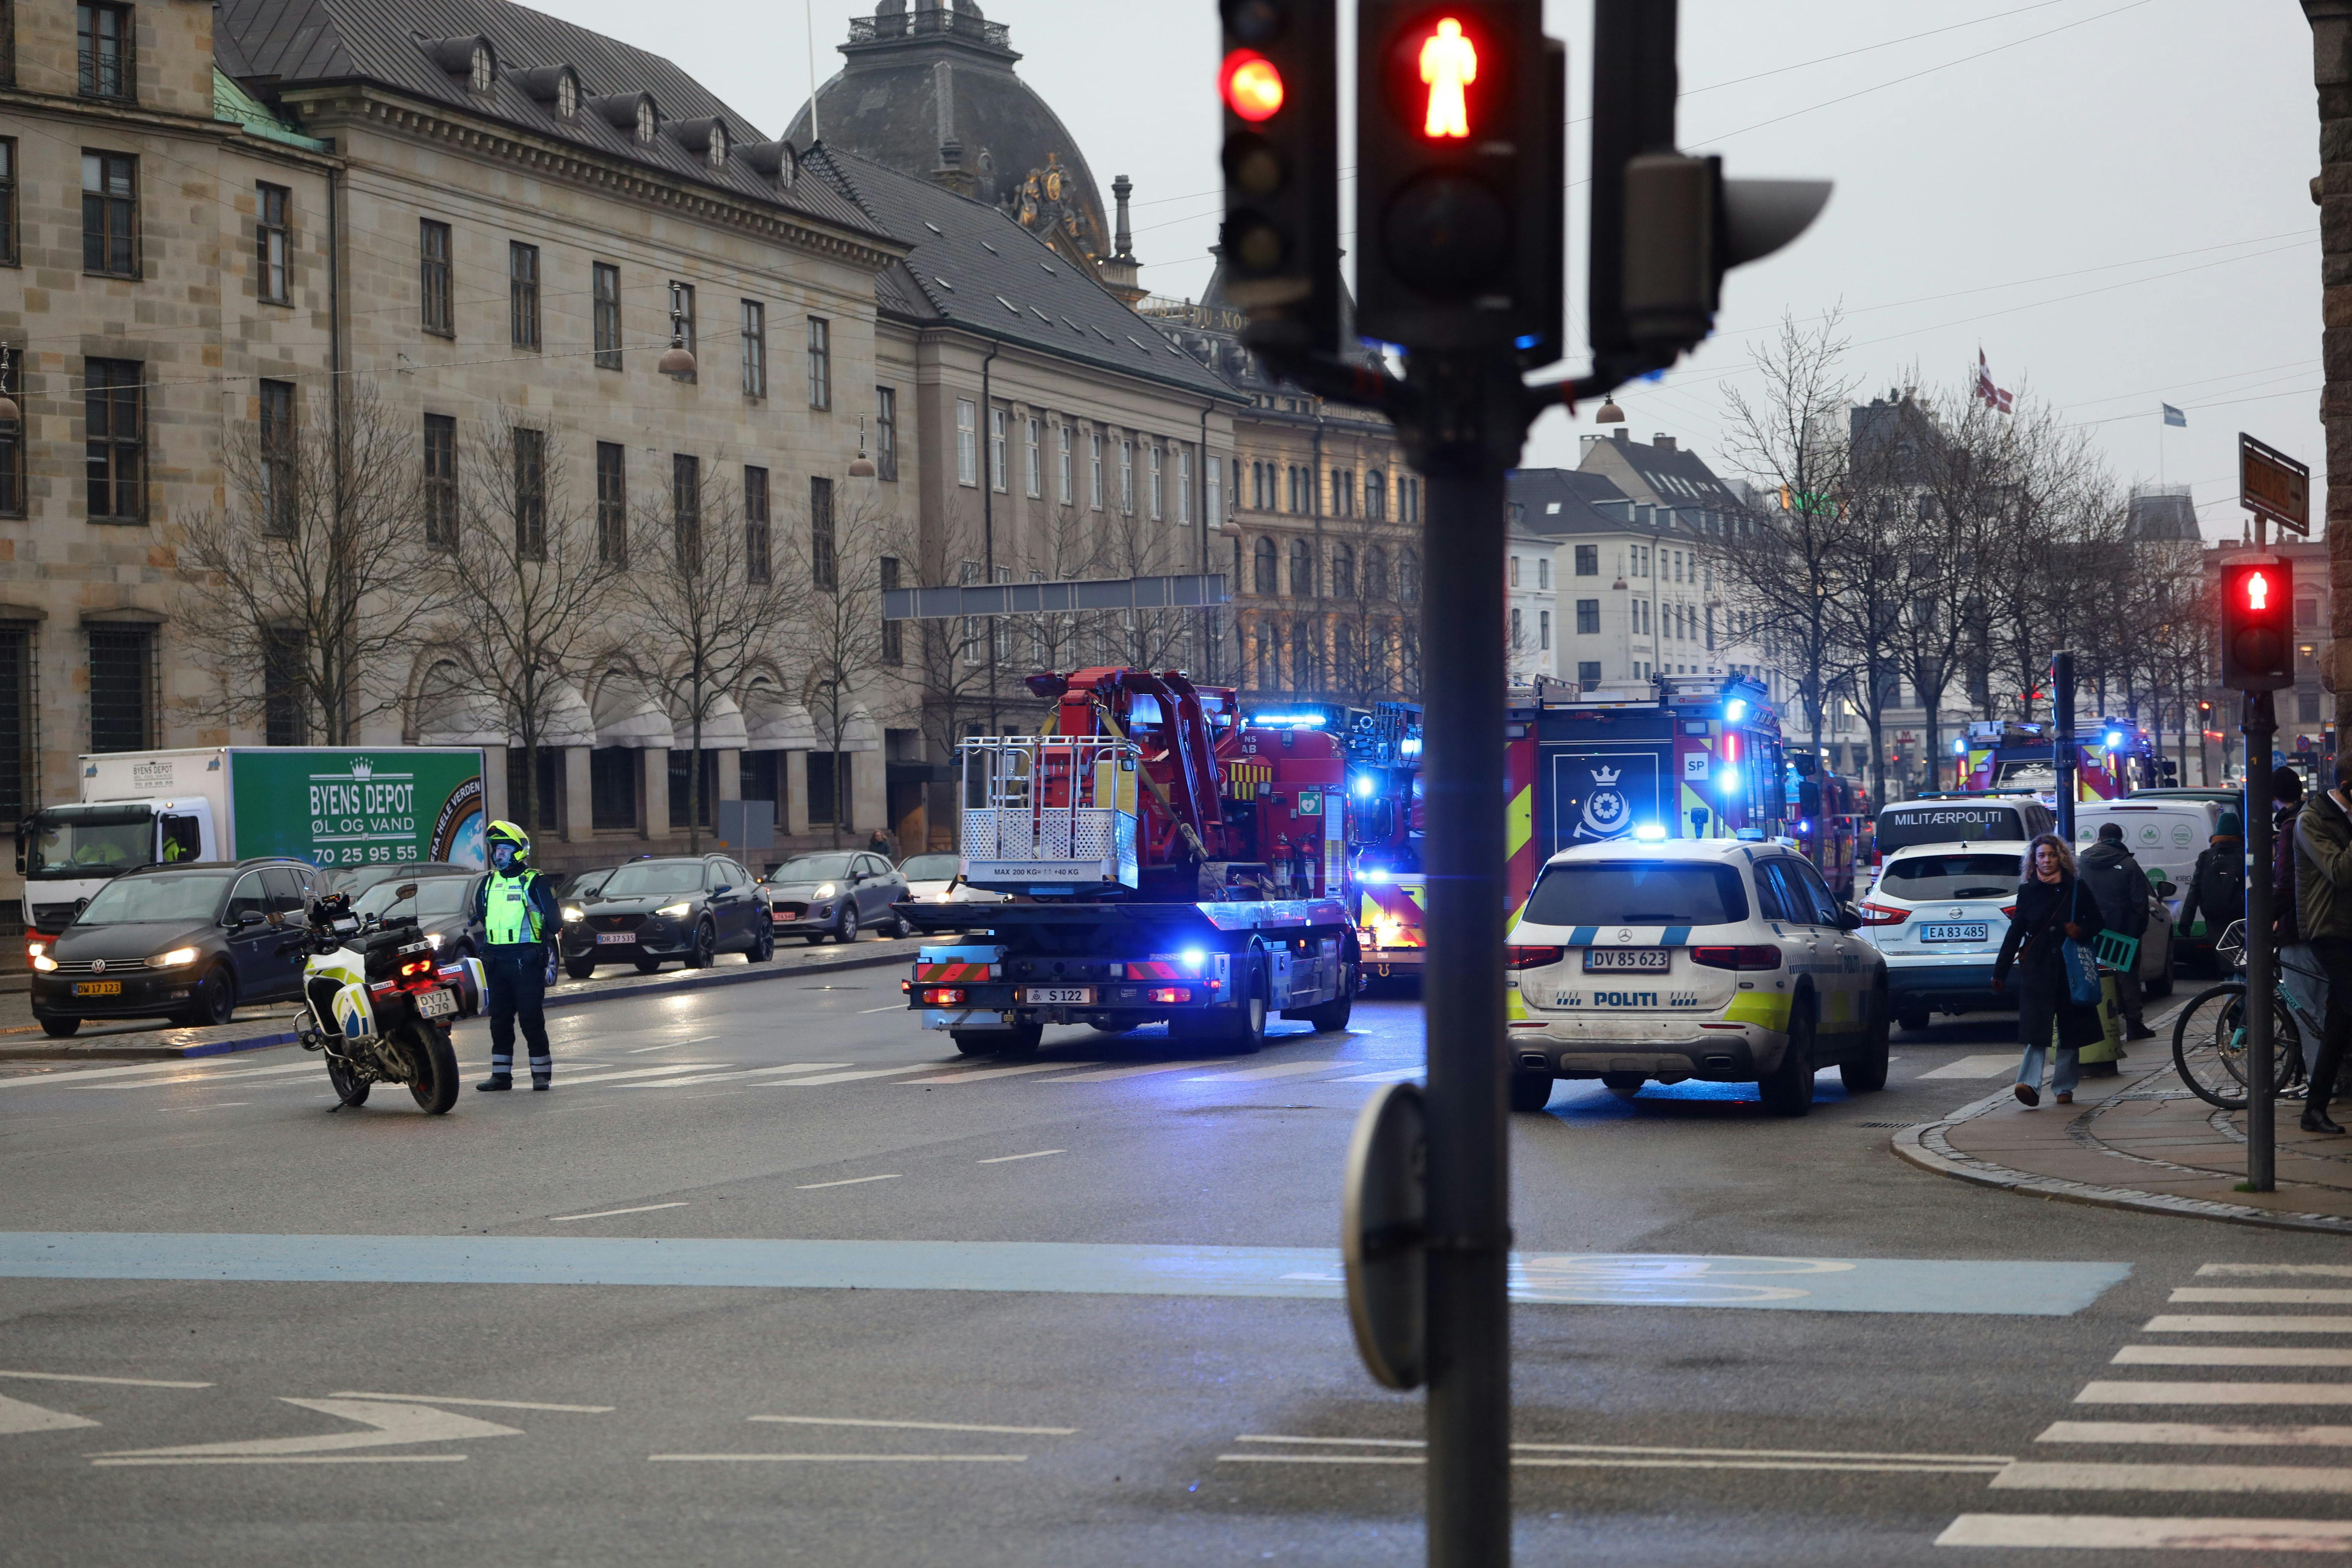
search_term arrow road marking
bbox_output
[91,1397,519,1464]
[0,1393,101,1434]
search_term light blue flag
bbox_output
[2162,403,2187,427]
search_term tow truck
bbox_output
[899,668,1360,1056]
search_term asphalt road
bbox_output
[2,971,2344,1566]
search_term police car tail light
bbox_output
[1859,901,1909,926]
[1505,945,1565,971]
[1690,945,1781,972]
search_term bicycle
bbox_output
[2169,919,2311,1110]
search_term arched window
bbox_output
[1335,623,1357,689]
[1256,621,1277,690]
[1364,545,1389,602]
[1398,548,1421,606]
[1368,625,1390,693]
[1253,536,1278,597]
[1365,470,1386,521]
[1290,619,1318,692]
[1289,537,1315,598]
[1330,543,1355,600]
[470,41,494,92]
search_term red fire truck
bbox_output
[1785,750,1871,901]
[1959,718,2172,801]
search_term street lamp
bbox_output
[1594,397,1625,424]
[658,283,697,378]
[848,413,877,478]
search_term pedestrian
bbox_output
[2177,812,2248,954]
[1991,833,2107,1108]
[867,825,899,863]
[2291,779,2352,1135]
[2274,766,2307,945]
[471,820,562,1093]
[2077,821,2155,1041]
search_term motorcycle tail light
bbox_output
[923,987,965,1006]
[1690,945,1782,971]
[400,957,432,977]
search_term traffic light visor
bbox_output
[1221,51,1286,121]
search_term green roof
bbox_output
[213,69,331,152]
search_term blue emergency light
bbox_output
[1633,823,1668,842]
[1724,698,1748,723]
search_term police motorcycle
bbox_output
[291,885,485,1114]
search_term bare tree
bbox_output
[173,380,444,742]
[792,485,903,849]
[1325,505,1411,706]
[896,497,1009,770]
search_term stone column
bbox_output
[640,749,669,843]
[563,747,593,842]
[2310,2,2352,733]
[784,750,810,838]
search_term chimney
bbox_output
[1654,434,1675,451]
[1112,173,1134,260]
[1611,426,1629,443]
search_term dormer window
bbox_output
[636,98,657,142]
[706,122,727,169]
[557,72,578,117]
[470,41,493,92]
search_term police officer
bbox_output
[472,820,561,1092]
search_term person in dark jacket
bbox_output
[468,821,564,1092]
[2178,812,2247,948]
[1992,833,2107,1108]
[2275,766,2307,945]
[2078,822,2154,1040]
[2294,784,2352,1135]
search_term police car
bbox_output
[1505,835,1889,1116]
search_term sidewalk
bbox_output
[0,936,921,1064]
[1896,1056,2352,1237]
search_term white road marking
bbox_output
[1993,1461,2352,1493]
[550,1203,689,1223]
[2200,1264,2352,1279]
[1187,1060,1342,1082]
[1044,1060,1223,1083]
[0,1393,100,1434]
[1917,1054,2022,1080]
[976,1150,1065,1164]
[0,1370,211,1389]
[116,1064,323,1091]
[1326,1067,1424,1083]
[2173,1288,2352,1306]
[328,1393,613,1413]
[1231,1434,2012,1466]
[901,1064,1069,1084]
[544,1064,727,1089]
[749,1415,1075,1436]
[92,1397,519,1462]
[2144,1316,2352,1334]
[737,1063,854,1076]
[1219,1452,2000,1473]
[762,1066,938,1087]
[2117,1346,2352,1367]
[856,1005,903,1014]
[795,1174,901,1190]
[2040,1421,2352,1447]
[0,1058,307,1092]
[1936,1515,2352,1550]
[2079,1382,2352,1406]
[92,1454,470,1467]
[650,1452,1027,1462]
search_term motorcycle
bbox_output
[292,887,485,1115]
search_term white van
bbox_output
[1867,795,2055,893]
[2074,798,2228,935]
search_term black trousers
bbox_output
[2305,937,2352,1110]
[484,946,551,1079]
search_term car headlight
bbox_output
[146,947,199,969]
[562,905,584,923]
[655,902,692,919]
[31,953,57,972]
[815,883,838,899]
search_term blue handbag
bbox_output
[2058,881,2103,1008]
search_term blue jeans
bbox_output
[2015,968,2086,1098]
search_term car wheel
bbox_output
[1221,961,1269,1055]
[994,1018,1044,1058]
[184,963,237,1028]
[688,920,717,969]
[564,957,598,981]
[1758,1001,1816,1117]
[882,909,912,940]
[38,1015,80,1039]
[1896,1005,1930,1034]
[833,906,859,945]
[749,925,775,963]
[633,955,663,974]
[803,933,827,946]
[1840,980,1891,1093]
[1509,1069,1556,1113]
[1602,1073,1643,1100]
[1301,957,1357,1033]
[950,1030,1000,1057]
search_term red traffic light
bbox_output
[2220,559,2294,692]
[1413,17,1479,139]
[1220,49,1286,122]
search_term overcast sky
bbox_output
[535,0,2323,543]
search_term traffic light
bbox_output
[2220,559,2295,691]
[1354,0,1564,355]
[1586,0,1830,369]
[1218,0,1340,356]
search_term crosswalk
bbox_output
[1938,1261,2352,1551]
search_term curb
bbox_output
[0,942,918,1064]
[1892,1071,2352,1239]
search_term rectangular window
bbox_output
[880,556,903,665]
[1148,446,1163,521]
[0,625,35,827]
[508,241,540,349]
[1025,417,1041,498]
[1089,433,1103,510]
[87,622,152,752]
[807,752,842,825]
[955,398,977,487]
[77,3,132,98]
[2301,689,2323,724]
[1206,455,1221,524]
[0,341,21,516]
[423,413,458,546]
[1537,558,1549,590]
[744,464,770,583]
[1365,470,1386,520]
[671,282,697,381]
[1510,556,1521,588]
[513,426,546,559]
[1119,439,1134,514]
[739,750,781,815]
[990,406,1007,492]
[1511,608,1522,648]
[1178,448,1193,524]
[672,453,700,562]
[0,139,16,267]
[810,475,836,590]
[1578,660,1601,688]
[1574,543,1597,576]
[83,357,142,521]
[594,441,626,565]
[256,182,289,303]
[419,219,452,335]
[876,386,898,481]
[806,315,831,409]
[263,626,307,746]
[81,150,136,276]
[741,300,767,398]
[1576,599,1600,635]
[1058,426,1073,504]
[257,378,295,537]
[592,262,622,370]
[1539,610,1551,651]
[508,747,563,831]
[590,748,638,830]
[667,749,715,830]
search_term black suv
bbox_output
[559,854,772,978]
[31,858,323,1036]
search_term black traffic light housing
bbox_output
[1219,0,1341,357]
[1354,0,1563,357]
[2220,559,2295,692]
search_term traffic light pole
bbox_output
[2245,691,2277,1191]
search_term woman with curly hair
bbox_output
[1991,833,2106,1107]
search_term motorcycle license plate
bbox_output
[1019,986,1093,1005]
[1920,923,1988,943]
[1583,949,1670,972]
[74,981,121,997]
[596,932,636,945]
[415,987,457,1019]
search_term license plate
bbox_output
[73,980,121,997]
[1920,922,1988,943]
[1019,986,1093,1005]
[596,932,636,945]
[1583,949,1670,972]
[415,987,457,1019]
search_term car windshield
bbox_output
[601,862,705,897]
[900,854,959,881]
[568,870,612,898]
[1880,853,2022,902]
[23,806,154,880]
[774,855,856,882]
[354,877,473,919]
[1524,862,1749,928]
[74,871,234,925]
[1876,807,2029,855]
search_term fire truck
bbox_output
[1785,750,1871,900]
[1959,718,2173,802]
[1503,674,1788,921]
[899,668,1360,1056]
[1343,703,1426,984]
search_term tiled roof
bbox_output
[1508,469,1635,537]
[803,145,1240,403]
[215,0,885,240]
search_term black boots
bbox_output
[2303,1109,2346,1135]
[476,1073,513,1092]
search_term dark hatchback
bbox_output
[354,871,483,958]
[559,854,772,978]
[31,859,322,1036]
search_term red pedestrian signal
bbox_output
[1413,17,1479,138]
[2220,558,2295,691]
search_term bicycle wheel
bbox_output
[2172,982,2252,1109]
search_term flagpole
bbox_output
[2159,408,2165,488]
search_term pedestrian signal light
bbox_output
[1220,51,1285,121]
[2220,559,2295,692]
[1414,17,1478,138]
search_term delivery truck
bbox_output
[16,746,487,932]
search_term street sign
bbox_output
[2240,432,2311,537]
[1341,1080,1426,1390]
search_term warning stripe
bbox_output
[916,962,993,983]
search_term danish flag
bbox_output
[1975,350,2014,415]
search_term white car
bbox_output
[897,853,1008,906]
[1860,840,2175,1032]
[1506,837,1889,1118]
